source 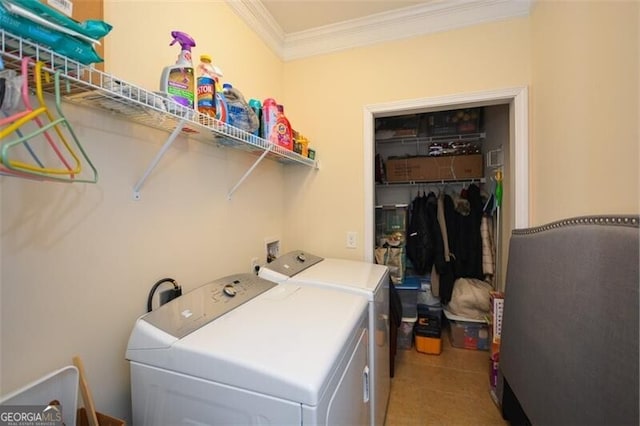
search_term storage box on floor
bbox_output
[444,310,489,351]
[395,278,420,350]
[415,311,442,355]
[488,291,504,394]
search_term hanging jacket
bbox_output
[436,193,457,305]
[405,193,435,275]
[453,184,484,280]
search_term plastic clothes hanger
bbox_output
[0,60,44,168]
[49,69,97,183]
[0,57,72,172]
[0,58,39,127]
[1,66,96,183]
[0,57,48,179]
[1,61,83,177]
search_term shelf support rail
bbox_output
[227,145,272,199]
[133,117,189,200]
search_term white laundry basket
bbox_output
[0,365,79,426]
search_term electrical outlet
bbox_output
[250,257,260,274]
[346,231,357,249]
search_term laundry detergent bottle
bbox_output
[270,104,294,150]
[262,98,279,141]
[196,54,216,117]
[160,31,196,108]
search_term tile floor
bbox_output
[385,328,506,425]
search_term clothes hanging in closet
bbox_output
[407,183,486,305]
[406,191,437,276]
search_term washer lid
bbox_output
[292,258,389,297]
[127,277,368,406]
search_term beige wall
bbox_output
[282,18,531,259]
[530,0,639,224]
[0,1,287,420]
[104,0,284,102]
[1,0,638,421]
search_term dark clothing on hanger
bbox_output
[453,184,484,280]
[436,193,457,305]
[406,192,436,275]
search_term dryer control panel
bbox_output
[263,250,324,277]
[141,273,277,339]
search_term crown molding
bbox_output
[227,0,532,62]
[225,0,286,58]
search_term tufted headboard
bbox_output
[500,216,639,425]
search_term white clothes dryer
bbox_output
[259,251,390,426]
[126,273,370,426]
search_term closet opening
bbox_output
[363,87,529,293]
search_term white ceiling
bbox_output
[260,0,431,34]
[226,0,532,61]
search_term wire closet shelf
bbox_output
[0,29,317,168]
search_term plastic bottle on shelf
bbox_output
[215,86,228,123]
[223,83,259,133]
[270,104,294,150]
[222,83,235,127]
[248,99,262,137]
[262,98,279,141]
[196,54,216,117]
[160,31,196,108]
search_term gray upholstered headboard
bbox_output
[500,215,639,426]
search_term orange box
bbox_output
[415,335,442,355]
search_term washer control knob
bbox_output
[223,284,237,297]
[296,253,306,262]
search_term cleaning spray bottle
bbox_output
[160,31,196,108]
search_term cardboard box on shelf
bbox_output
[385,157,416,182]
[385,154,483,183]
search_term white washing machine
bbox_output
[259,251,390,426]
[126,273,371,425]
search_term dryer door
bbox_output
[306,327,370,425]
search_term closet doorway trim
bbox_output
[363,86,529,263]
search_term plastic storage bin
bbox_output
[448,319,489,350]
[375,205,407,246]
[397,288,417,350]
[397,318,416,350]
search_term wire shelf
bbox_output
[0,29,317,168]
[375,132,486,145]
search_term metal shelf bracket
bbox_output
[227,145,273,199]
[132,117,190,200]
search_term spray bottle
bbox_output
[160,31,196,108]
